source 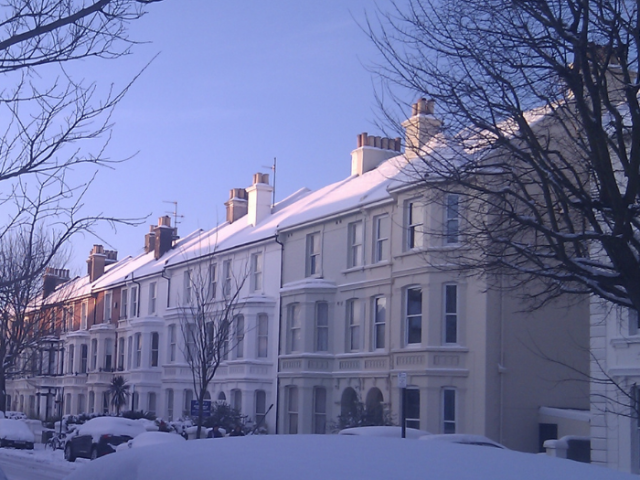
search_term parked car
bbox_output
[420,433,507,449]
[338,425,431,439]
[64,417,146,462]
[0,419,35,449]
[116,431,185,451]
[62,435,636,480]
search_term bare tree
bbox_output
[179,257,248,438]
[0,0,163,412]
[367,0,640,311]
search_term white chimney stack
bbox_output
[401,98,441,160]
[350,133,402,176]
[247,172,273,227]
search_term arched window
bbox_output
[217,391,226,403]
[340,387,359,428]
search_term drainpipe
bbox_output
[274,229,284,434]
[498,274,506,444]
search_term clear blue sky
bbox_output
[68,1,405,274]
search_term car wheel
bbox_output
[64,444,75,462]
[90,446,98,460]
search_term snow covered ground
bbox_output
[0,444,79,480]
[63,435,637,480]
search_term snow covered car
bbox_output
[64,417,146,462]
[115,431,185,451]
[62,435,636,480]
[0,419,35,449]
[338,425,431,439]
[420,433,507,449]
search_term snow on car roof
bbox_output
[338,426,431,439]
[63,435,635,480]
[77,417,146,438]
[420,433,506,448]
[0,419,35,442]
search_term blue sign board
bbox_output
[190,399,212,417]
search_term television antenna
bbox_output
[163,201,185,229]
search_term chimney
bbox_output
[246,173,273,226]
[351,133,402,176]
[145,225,156,254]
[42,267,70,299]
[401,98,442,160]
[154,216,174,260]
[87,245,107,283]
[224,188,248,224]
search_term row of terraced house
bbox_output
[6,99,596,457]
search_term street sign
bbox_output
[398,372,407,389]
[190,399,212,417]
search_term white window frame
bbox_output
[373,214,389,263]
[234,315,244,359]
[406,200,424,250]
[130,285,139,318]
[255,390,267,426]
[445,194,460,244]
[444,284,458,344]
[209,263,217,300]
[184,270,192,304]
[406,287,422,345]
[151,331,159,367]
[287,386,298,434]
[104,292,112,323]
[118,337,124,371]
[149,282,157,315]
[313,386,327,434]
[315,302,329,352]
[347,221,363,268]
[168,324,176,363]
[306,232,321,277]
[257,313,268,358]
[442,388,456,433]
[223,260,232,297]
[251,252,263,292]
[373,296,386,350]
[81,301,88,330]
[104,338,113,371]
[347,299,361,351]
[90,339,97,371]
[287,304,301,353]
[121,288,128,320]
[134,332,142,368]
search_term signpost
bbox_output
[398,372,407,439]
[190,399,212,418]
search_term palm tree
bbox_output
[109,376,130,415]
